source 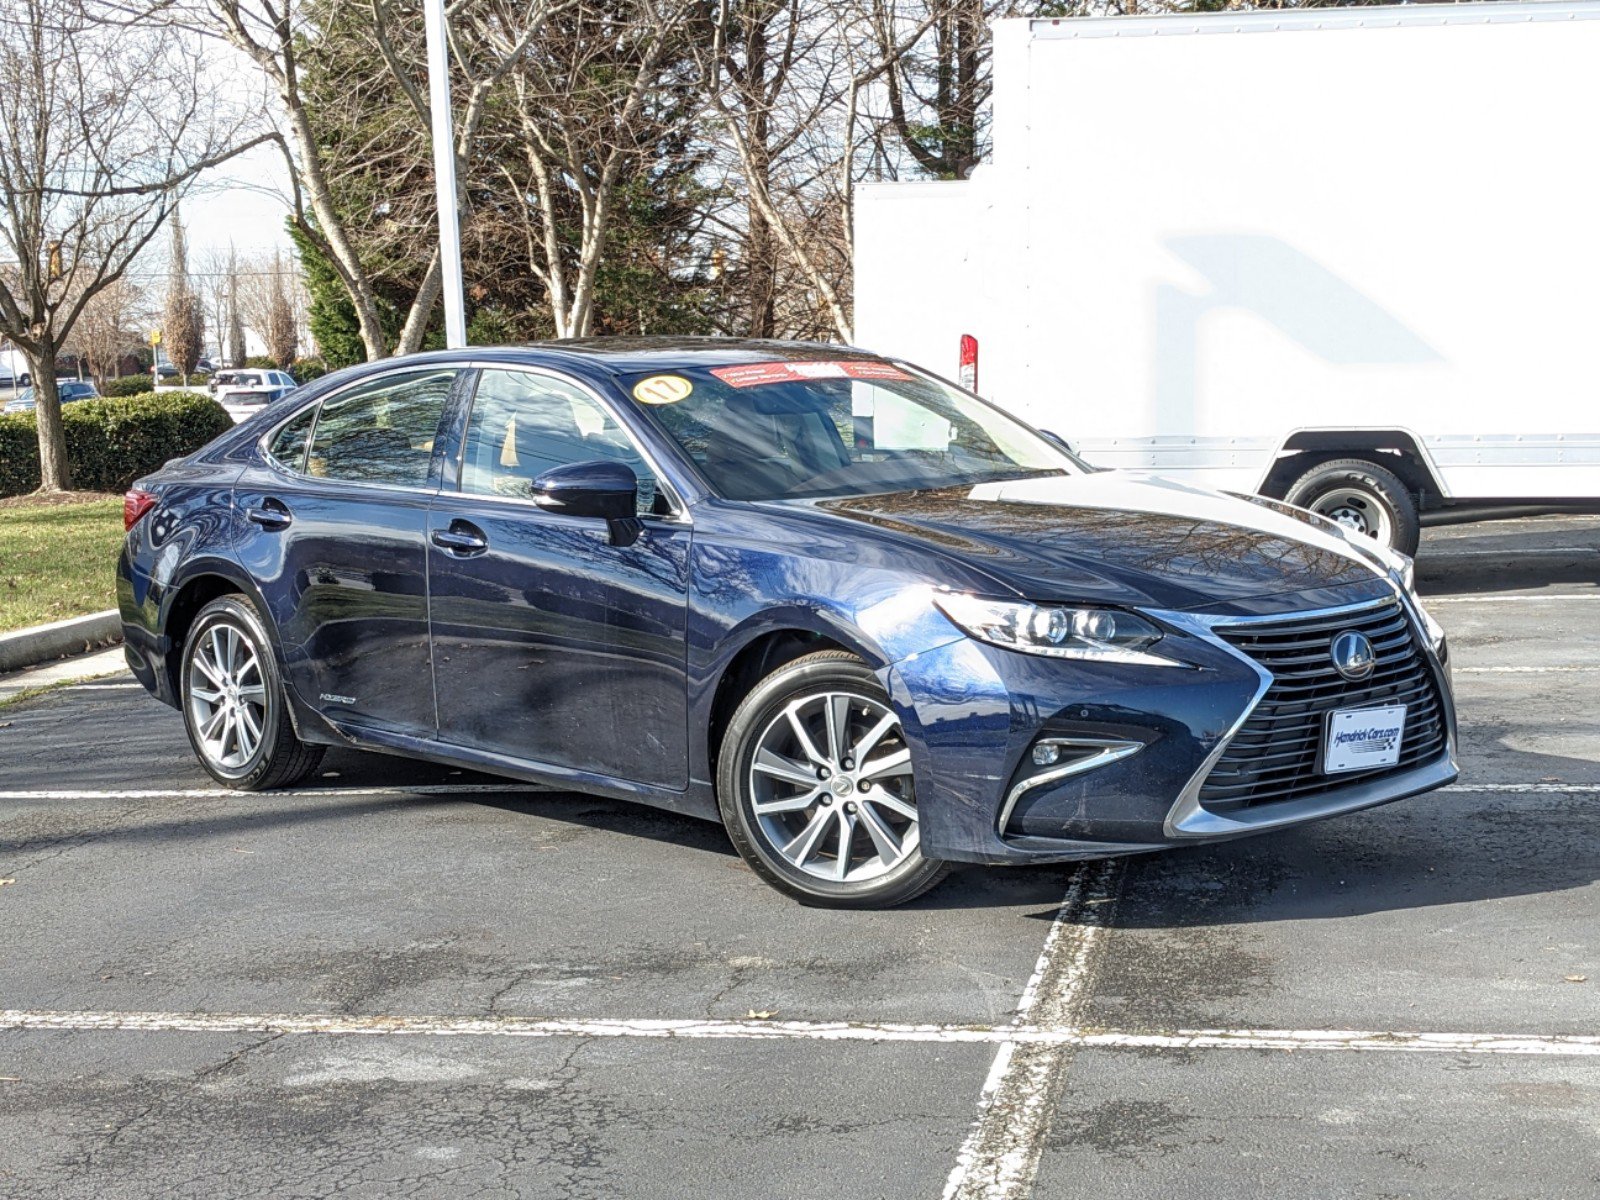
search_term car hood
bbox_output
[786,471,1388,611]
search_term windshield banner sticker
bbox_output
[710,361,914,388]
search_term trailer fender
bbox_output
[1256,429,1451,507]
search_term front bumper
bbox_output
[886,580,1458,866]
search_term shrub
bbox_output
[104,375,156,398]
[290,357,328,383]
[0,391,235,497]
[245,355,277,370]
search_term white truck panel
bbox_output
[854,2,1600,500]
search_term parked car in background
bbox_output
[219,383,298,424]
[154,363,180,379]
[117,340,1456,908]
[3,380,100,413]
[212,369,298,423]
[210,369,295,396]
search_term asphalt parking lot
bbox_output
[2,515,1597,1199]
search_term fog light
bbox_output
[1032,743,1062,767]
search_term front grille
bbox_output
[1197,599,1448,812]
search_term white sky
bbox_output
[185,142,296,263]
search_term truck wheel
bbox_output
[1284,458,1420,556]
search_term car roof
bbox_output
[365,337,888,378]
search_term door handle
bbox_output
[245,498,292,530]
[430,522,489,556]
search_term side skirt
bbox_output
[316,717,722,825]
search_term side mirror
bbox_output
[1037,428,1075,455]
[531,460,641,546]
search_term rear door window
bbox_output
[266,406,317,472]
[307,369,458,487]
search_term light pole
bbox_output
[423,0,468,349]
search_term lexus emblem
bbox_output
[1331,630,1376,681]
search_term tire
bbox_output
[716,650,950,908]
[1284,457,1420,556]
[179,595,325,790]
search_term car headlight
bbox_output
[934,593,1178,666]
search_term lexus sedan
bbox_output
[117,340,1457,907]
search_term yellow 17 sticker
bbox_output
[632,375,693,405]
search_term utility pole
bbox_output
[423,0,468,349]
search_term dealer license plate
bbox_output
[1323,704,1407,774]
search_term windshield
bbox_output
[623,360,1077,501]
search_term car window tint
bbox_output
[460,369,663,516]
[307,369,456,486]
[267,406,317,471]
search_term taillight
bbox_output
[959,334,978,393]
[124,489,158,531]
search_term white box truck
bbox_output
[853,0,1600,554]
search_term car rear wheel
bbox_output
[717,650,949,908]
[180,596,324,790]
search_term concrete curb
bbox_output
[0,610,122,674]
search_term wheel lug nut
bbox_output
[820,796,832,806]
[817,767,831,780]
[842,757,854,770]
[844,802,857,814]
[860,780,872,791]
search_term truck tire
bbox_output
[1284,457,1420,556]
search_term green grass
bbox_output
[0,497,125,632]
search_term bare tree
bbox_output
[871,0,1001,181]
[68,278,148,386]
[164,0,566,359]
[228,290,247,363]
[480,0,699,339]
[264,253,297,366]
[163,211,205,383]
[0,0,259,489]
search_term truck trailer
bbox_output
[853,0,1600,554]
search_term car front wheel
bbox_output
[180,595,325,790]
[717,650,949,908]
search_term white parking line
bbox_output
[1085,1029,1600,1056]
[0,784,546,801]
[1453,666,1599,673]
[1423,547,1599,559]
[1427,593,1600,603]
[1444,783,1600,794]
[942,859,1123,1200]
[1,1009,1596,1058]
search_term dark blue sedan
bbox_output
[116,340,1457,906]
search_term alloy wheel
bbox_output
[747,690,918,883]
[186,622,268,771]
